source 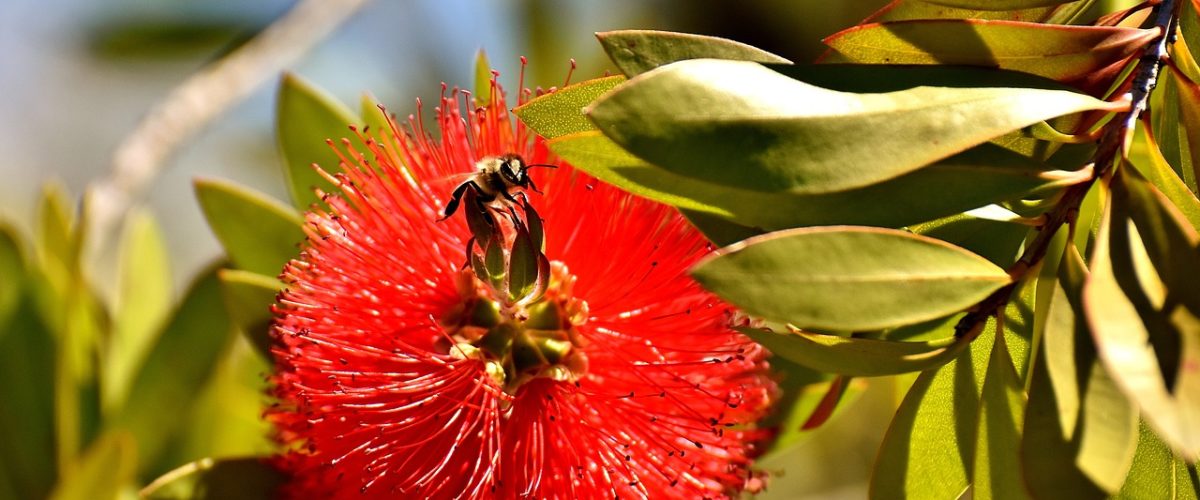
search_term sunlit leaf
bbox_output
[473,48,493,107]
[864,0,1061,22]
[693,226,1011,331]
[0,294,57,500]
[550,131,1077,231]
[1132,121,1200,231]
[1116,422,1200,499]
[194,178,305,277]
[109,266,235,474]
[277,73,360,209]
[596,30,790,76]
[216,270,282,360]
[141,457,284,500]
[1169,69,1200,195]
[824,20,1156,81]
[1083,168,1200,460]
[103,210,173,415]
[587,59,1120,194]
[513,76,625,139]
[973,332,1025,500]
[48,432,135,500]
[923,0,1075,9]
[740,327,967,376]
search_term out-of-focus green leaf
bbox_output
[693,226,1011,331]
[824,21,1155,81]
[740,328,967,377]
[595,30,791,76]
[679,209,762,247]
[36,183,76,304]
[550,132,1076,231]
[1180,0,1200,82]
[0,293,57,500]
[474,48,494,107]
[109,266,235,475]
[513,76,625,139]
[587,59,1119,194]
[103,210,173,415]
[1132,122,1200,231]
[923,0,1075,9]
[194,178,305,277]
[1083,168,1200,461]
[1116,422,1200,499]
[1170,69,1200,195]
[152,336,275,483]
[0,224,25,337]
[973,332,1025,500]
[360,92,392,143]
[48,432,136,500]
[141,457,284,500]
[277,73,360,209]
[216,270,281,360]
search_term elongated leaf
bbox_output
[217,270,282,360]
[141,457,284,500]
[587,59,1119,194]
[1133,122,1200,231]
[0,224,24,336]
[195,178,305,277]
[103,210,173,414]
[1171,69,1200,195]
[973,332,1025,500]
[1084,169,1200,460]
[741,328,966,376]
[824,21,1156,82]
[1116,422,1200,499]
[109,266,235,473]
[596,30,790,76]
[551,131,1073,231]
[277,73,360,209]
[693,226,1011,331]
[513,76,625,139]
[48,432,135,500]
[679,209,762,246]
[923,0,1075,9]
[473,48,493,107]
[0,294,57,500]
[865,0,1060,22]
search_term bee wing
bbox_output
[427,172,477,189]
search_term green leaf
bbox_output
[276,72,361,209]
[973,332,1025,500]
[103,210,173,415]
[513,76,625,139]
[865,0,1061,22]
[741,328,967,377]
[141,457,284,500]
[824,21,1156,81]
[0,224,25,337]
[587,59,1119,194]
[1170,69,1200,195]
[48,432,136,500]
[923,0,1076,9]
[194,178,305,277]
[360,91,392,143]
[1083,169,1200,461]
[595,30,791,76]
[680,209,762,246]
[473,48,494,107]
[692,226,1011,331]
[550,131,1075,231]
[0,293,57,500]
[871,325,995,499]
[109,266,235,474]
[1132,121,1200,231]
[1116,421,1200,499]
[910,214,1031,268]
[216,270,282,360]
[36,183,76,303]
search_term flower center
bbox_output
[441,261,589,396]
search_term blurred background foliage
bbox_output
[0,1,1139,498]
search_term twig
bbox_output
[953,0,1182,338]
[85,0,372,261]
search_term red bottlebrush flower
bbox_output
[268,70,776,498]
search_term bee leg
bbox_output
[440,182,474,220]
[527,178,543,194]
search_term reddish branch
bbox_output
[953,0,1183,339]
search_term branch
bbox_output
[953,0,1182,339]
[85,0,372,261]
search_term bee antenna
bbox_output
[523,163,558,170]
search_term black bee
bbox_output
[441,153,555,223]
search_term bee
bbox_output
[441,153,556,223]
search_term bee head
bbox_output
[499,154,528,186]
